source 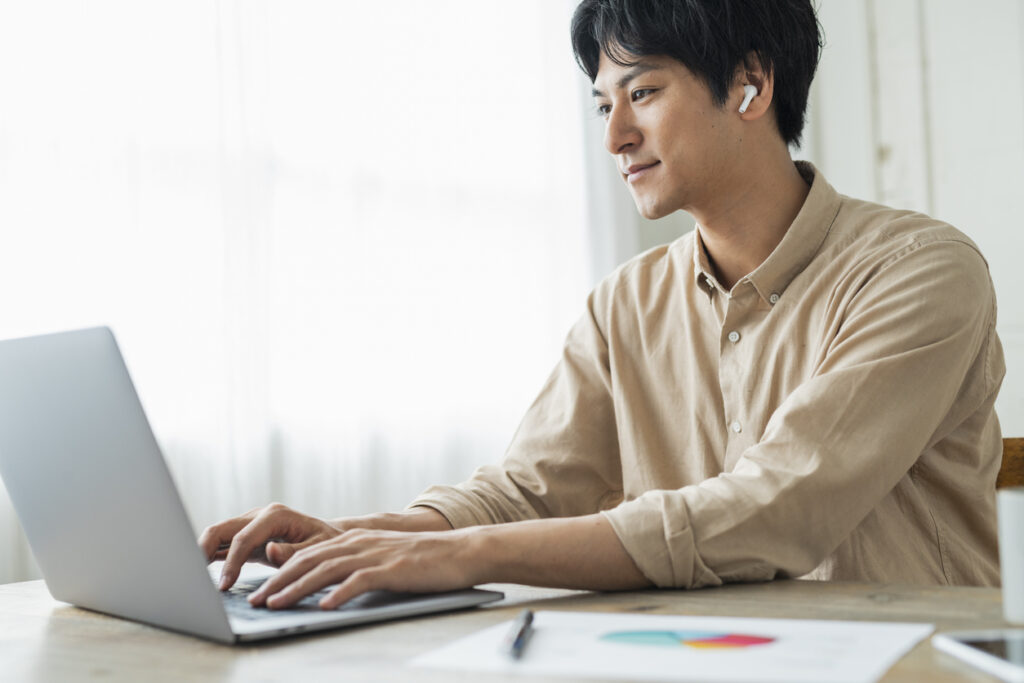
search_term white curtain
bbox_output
[0,0,596,583]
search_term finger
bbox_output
[220,507,293,589]
[250,529,373,602]
[320,568,388,610]
[197,506,266,560]
[264,556,360,610]
[197,515,256,563]
[249,541,341,605]
[211,542,267,563]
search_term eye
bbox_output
[632,88,656,102]
[594,102,612,118]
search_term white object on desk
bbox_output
[413,610,933,683]
[933,629,1024,683]
[999,488,1024,623]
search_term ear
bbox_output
[734,52,774,121]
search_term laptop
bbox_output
[0,327,503,643]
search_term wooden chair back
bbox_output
[998,438,1024,489]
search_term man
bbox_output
[200,0,1004,610]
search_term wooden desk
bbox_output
[0,578,1011,682]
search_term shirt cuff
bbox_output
[601,492,722,589]
[406,485,497,529]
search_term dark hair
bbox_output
[571,0,823,148]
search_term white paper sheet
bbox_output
[412,610,932,683]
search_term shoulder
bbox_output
[829,195,988,271]
[816,198,1001,376]
[811,196,994,311]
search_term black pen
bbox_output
[503,609,534,659]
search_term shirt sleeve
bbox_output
[602,237,1003,588]
[408,286,625,528]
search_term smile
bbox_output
[626,162,660,183]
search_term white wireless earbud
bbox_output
[738,84,758,114]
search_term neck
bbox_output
[691,148,810,291]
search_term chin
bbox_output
[633,200,672,221]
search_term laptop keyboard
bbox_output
[220,577,425,620]
[221,578,330,620]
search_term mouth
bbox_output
[624,161,660,184]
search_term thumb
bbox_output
[265,539,314,566]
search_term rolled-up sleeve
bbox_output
[602,238,1001,588]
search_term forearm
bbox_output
[464,514,651,591]
[329,506,453,533]
[246,510,651,609]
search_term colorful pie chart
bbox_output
[601,630,775,649]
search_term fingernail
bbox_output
[219,574,229,590]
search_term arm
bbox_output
[201,502,649,608]
[329,508,453,533]
[246,513,650,610]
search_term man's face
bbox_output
[591,52,739,220]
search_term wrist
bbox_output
[455,525,501,585]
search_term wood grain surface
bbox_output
[998,438,1024,489]
[0,578,1011,682]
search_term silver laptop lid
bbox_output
[0,327,234,642]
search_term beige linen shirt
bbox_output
[411,162,1004,588]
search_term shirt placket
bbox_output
[718,281,758,469]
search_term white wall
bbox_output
[808,0,1024,436]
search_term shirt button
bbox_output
[769,293,780,304]
[727,331,741,343]
[730,421,742,434]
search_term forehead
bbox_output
[592,52,695,96]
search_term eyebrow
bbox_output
[591,62,665,98]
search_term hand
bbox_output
[198,503,344,590]
[246,528,478,610]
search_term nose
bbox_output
[603,104,641,156]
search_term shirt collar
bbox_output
[691,161,842,305]
[692,229,721,295]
